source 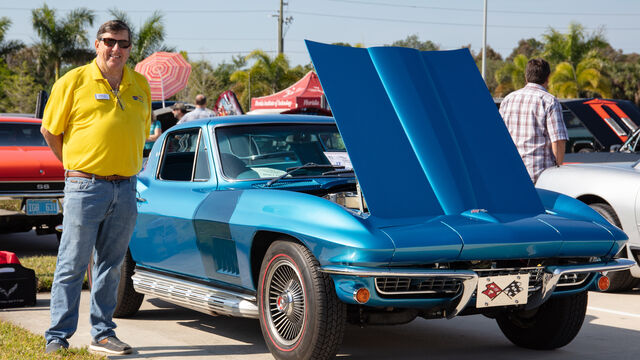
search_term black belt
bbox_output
[65,171,131,181]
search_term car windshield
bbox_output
[215,123,348,180]
[0,123,47,147]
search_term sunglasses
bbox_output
[100,38,131,49]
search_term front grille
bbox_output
[0,181,64,193]
[474,267,545,291]
[375,277,461,295]
[558,272,590,287]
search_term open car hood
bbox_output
[562,98,640,150]
[306,41,543,222]
[306,41,625,260]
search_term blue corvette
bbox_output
[108,42,634,360]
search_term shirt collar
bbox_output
[90,59,133,90]
[525,82,548,92]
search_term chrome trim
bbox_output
[323,259,635,317]
[374,277,460,295]
[0,193,64,199]
[321,266,478,318]
[131,269,258,318]
[525,258,635,310]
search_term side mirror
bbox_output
[34,90,49,119]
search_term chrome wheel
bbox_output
[265,257,306,346]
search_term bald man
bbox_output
[176,94,216,124]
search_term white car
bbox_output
[537,162,640,291]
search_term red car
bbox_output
[0,115,64,240]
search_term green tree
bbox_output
[506,38,543,62]
[548,55,611,98]
[31,4,95,81]
[542,23,608,68]
[230,50,304,110]
[0,62,42,113]
[388,34,439,51]
[108,9,175,66]
[542,23,611,98]
[494,54,528,97]
[0,17,25,59]
[607,57,640,105]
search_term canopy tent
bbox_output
[249,71,330,114]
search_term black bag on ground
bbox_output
[0,263,37,308]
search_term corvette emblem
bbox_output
[0,284,18,298]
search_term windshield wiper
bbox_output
[266,163,344,187]
[321,168,355,176]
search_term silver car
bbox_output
[537,162,640,291]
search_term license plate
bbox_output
[476,274,529,308]
[25,199,59,216]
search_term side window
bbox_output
[158,129,200,181]
[194,133,210,181]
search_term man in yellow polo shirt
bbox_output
[41,20,150,355]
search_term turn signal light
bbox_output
[597,275,610,291]
[353,288,370,304]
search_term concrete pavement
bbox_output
[1,289,639,359]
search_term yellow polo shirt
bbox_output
[43,59,151,176]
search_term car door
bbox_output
[131,126,217,279]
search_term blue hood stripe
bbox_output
[306,41,544,218]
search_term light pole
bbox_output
[482,0,487,80]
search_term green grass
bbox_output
[0,320,107,360]
[20,256,89,292]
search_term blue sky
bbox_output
[3,0,640,67]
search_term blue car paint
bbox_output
[305,41,543,218]
[128,43,629,313]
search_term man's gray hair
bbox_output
[97,20,131,42]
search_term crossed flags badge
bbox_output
[476,274,529,308]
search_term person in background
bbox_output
[177,94,216,124]
[171,102,187,124]
[499,58,568,183]
[40,19,150,355]
[144,113,162,157]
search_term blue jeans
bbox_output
[45,176,137,346]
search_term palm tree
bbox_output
[0,17,25,59]
[230,50,303,110]
[108,9,175,66]
[542,22,611,98]
[31,4,95,81]
[542,23,608,69]
[549,56,611,98]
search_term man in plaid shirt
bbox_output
[499,58,568,183]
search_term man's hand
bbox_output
[40,126,63,163]
[552,139,566,166]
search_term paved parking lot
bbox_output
[2,231,639,359]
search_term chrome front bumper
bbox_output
[322,259,635,318]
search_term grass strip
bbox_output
[0,320,106,360]
[20,255,88,292]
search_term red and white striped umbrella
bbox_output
[134,52,191,102]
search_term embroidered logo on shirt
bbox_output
[132,95,144,103]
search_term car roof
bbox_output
[170,114,335,130]
[0,115,41,124]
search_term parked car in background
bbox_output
[495,98,640,155]
[0,115,64,240]
[537,162,640,292]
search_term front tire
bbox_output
[258,240,346,360]
[496,291,588,349]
